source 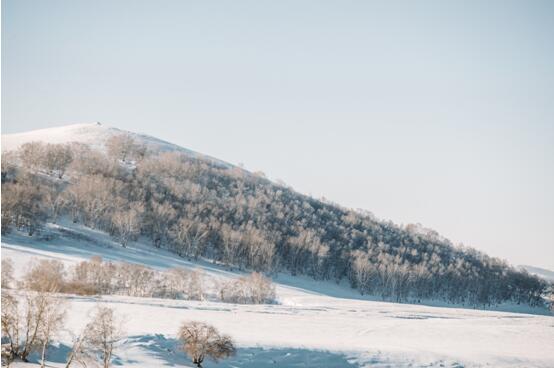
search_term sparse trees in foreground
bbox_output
[1,291,66,365]
[38,296,66,368]
[85,306,123,368]
[64,329,90,368]
[1,289,123,368]
[178,321,235,368]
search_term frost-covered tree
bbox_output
[177,321,235,368]
[85,306,123,368]
[111,202,144,247]
[43,143,73,178]
[1,179,48,235]
[143,201,176,247]
[38,296,66,368]
[3,141,548,308]
[19,142,45,172]
[106,134,145,162]
[1,291,66,364]
[171,216,209,260]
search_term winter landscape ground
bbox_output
[2,221,554,368]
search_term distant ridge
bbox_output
[520,265,554,282]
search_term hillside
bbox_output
[1,123,549,308]
[521,265,554,283]
[2,222,554,368]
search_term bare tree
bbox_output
[177,321,235,368]
[43,143,73,179]
[1,258,14,289]
[38,297,66,368]
[19,142,45,172]
[106,134,136,162]
[1,179,48,235]
[64,329,91,368]
[144,201,176,248]
[1,292,19,365]
[1,291,65,363]
[44,187,66,223]
[219,224,243,269]
[243,225,274,273]
[171,217,209,260]
[111,202,144,247]
[187,270,204,301]
[71,256,114,295]
[19,292,52,361]
[117,263,155,297]
[69,143,118,177]
[1,150,18,182]
[85,306,123,368]
[65,175,118,226]
[157,267,191,299]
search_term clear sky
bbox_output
[2,0,553,269]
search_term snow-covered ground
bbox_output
[2,223,554,368]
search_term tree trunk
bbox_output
[193,357,203,368]
[41,338,48,368]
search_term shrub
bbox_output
[61,281,100,296]
[23,259,65,292]
[219,272,275,304]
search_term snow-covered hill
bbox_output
[2,124,553,367]
[1,122,228,166]
[2,223,554,368]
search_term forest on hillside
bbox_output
[1,135,548,307]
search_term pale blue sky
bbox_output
[2,0,554,269]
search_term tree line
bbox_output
[2,257,276,305]
[1,135,549,307]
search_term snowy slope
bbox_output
[521,265,554,283]
[1,122,228,166]
[2,223,554,368]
